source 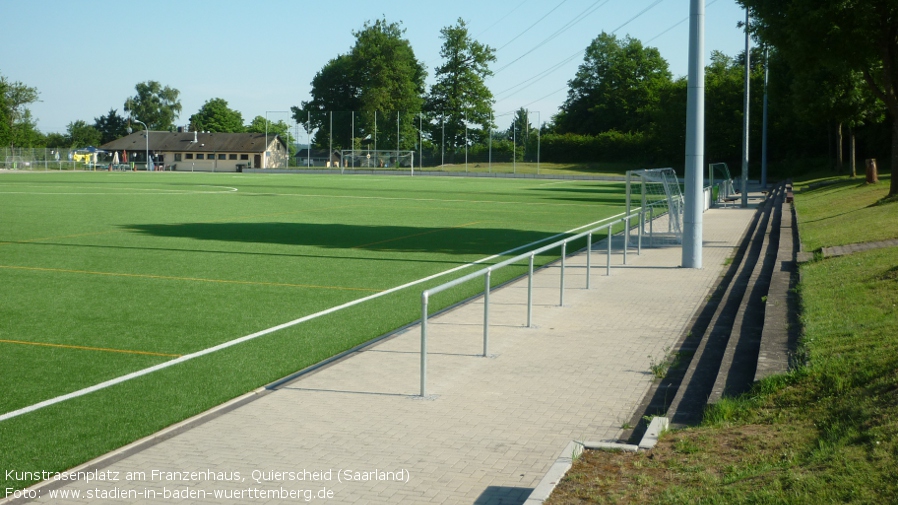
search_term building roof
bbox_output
[101,132,286,153]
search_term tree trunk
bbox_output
[836,122,844,172]
[850,127,857,178]
[891,117,898,197]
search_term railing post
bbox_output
[560,241,566,307]
[623,217,629,265]
[586,232,592,289]
[484,269,491,357]
[638,211,643,255]
[527,253,534,327]
[650,206,655,247]
[607,226,612,276]
[421,292,429,397]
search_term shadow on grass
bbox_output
[124,222,570,256]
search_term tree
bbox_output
[292,19,426,151]
[425,18,496,151]
[506,108,534,145]
[0,74,40,148]
[66,120,102,148]
[93,108,128,144]
[189,98,244,133]
[246,116,296,158]
[739,0,898,196]
[123,81,182,131]
[292,54,360,149]
[555,33,672,136]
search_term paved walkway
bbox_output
[23,206,757,505]
[822,239,898,258]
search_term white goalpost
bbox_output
[339,150,415,175]
[708,162,737,206]
[626,168,685,245]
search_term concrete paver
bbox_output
[24,206,756,504]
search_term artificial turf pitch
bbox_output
[0,171,628,489]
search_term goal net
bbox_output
[708,162,736,205]
[339,150,415,174]
[626,168,684,245]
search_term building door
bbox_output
[254,154,261,169]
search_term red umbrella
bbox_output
[122,150,128,163]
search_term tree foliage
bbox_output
[425,18,496,150]
[0,74,41,147]
[123,81,182,131]
[555,33,671,135]
[66,120,102,148]
[292,19,426,150]
[738,0,898,194]
[189,98,244,133]
[93,108,129,144]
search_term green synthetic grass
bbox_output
[548,172,898,504]
[0,171,628,490]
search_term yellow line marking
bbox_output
[352,221,483,249]
[0,338,181,358]
[0,265,380,292]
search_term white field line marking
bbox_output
[232,190,601,208]
[0,184,238,195]
[0,214,621,422]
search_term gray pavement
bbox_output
[21,205,757,505]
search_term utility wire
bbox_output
[495,0,569,52]
[497,0,699,104]
[474,0,532,39]
[646,0,719,43]
[493,0,613,75]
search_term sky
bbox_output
[1,0,748,135]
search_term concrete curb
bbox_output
[524,417,669,503]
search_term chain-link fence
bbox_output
[0,148,123,171]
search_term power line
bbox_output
[496,0,669,101]
[474,0,532,39]
[494,0,569,52]
[493,0,612,75]
[646,0,719,43]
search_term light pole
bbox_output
[133,119,149,171]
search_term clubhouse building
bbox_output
[101,131,289,171]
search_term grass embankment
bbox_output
[549,174,898,504]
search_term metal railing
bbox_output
[418,208,645,396]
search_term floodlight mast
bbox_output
[682,0,705,269]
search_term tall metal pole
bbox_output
[441,113,445,167]
[682,0,705,269]
[741,9,751,207]
[488,110,492,173]
[329,111,333,169]
[307,111,311,168]
[419,112,422,169]
[465,110,468,173]
[761,45,769,189]
[537,111,541,174]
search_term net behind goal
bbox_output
[626,168,684,245]
[339,150,415,174]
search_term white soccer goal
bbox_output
[708,162,737,206]
[339,150,415,174]
[626,168,684,245]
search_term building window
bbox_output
[240,154,249,160]
[229,154,237,160]
[174,153,182,162]
[197,154,204,160]
[218,153,226,160]
[185,153,193,160]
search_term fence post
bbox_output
[607,226,612,276]
[623,217,629,265]
[421,292,429,397]
[650,206,655,247]
[586,232,592,289]
[527,253,534,327]
[484,269,491,357]
[560,241,566,307]
[638,211,643,255]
